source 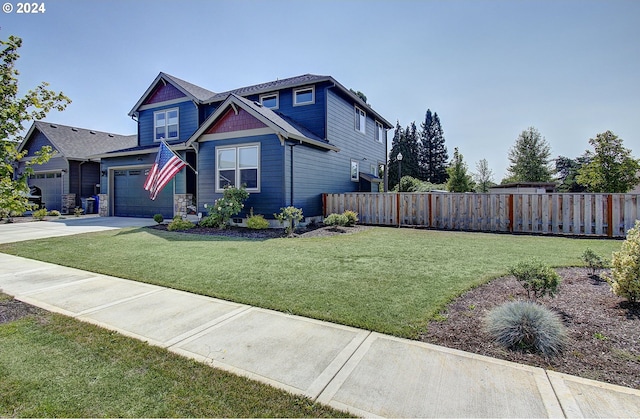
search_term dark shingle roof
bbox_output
[208,74,330,102]
[161,73,217,102]
[29,121,137,160]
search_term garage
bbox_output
[28,172,63,211]
[113,169,173,218]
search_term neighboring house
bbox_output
[17,122,137,213]
[96,73,392,220]
[489,182,557,194]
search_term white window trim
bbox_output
[215,143,261,193]
[375,121,384,143]
[154,108,179,142]
[355,106,366,135]
[350,159,359,182]
[293,86,315,106]
[259,92,279,109]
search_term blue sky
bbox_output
[3,0,639,180]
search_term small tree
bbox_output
[473,158,495,192]
[504,127,553,183]
[274,206,303,237]
[1,35,71,218]
[607,221,640,302]
[509,259,561,300]
[446,147,474,192]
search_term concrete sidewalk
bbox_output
[1,252,639,417]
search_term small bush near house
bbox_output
[32,208,48,221]
[581,248,607,277]
[343,210,358,226]
[167,215,195,231]
[485,300,567,357]
[153,214,164,224]
[607,220,640,303]
[324,213,349,229]
[74,207,84,217]
[247,214,270,230]
[508,259,561,300]
[201,186,249,228]
[48,210,61,217]
[274,206,303,237]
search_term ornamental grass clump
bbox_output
[509,259,561,300]
[485,301,567,357]
[607,220,640,303]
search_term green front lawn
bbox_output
[0,227,620,338]
[0,294,349,417]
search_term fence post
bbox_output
[607,194,613,237]
[508,194,514,233]
[397,193,401,228]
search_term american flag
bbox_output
[143,141,187,200]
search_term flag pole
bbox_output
[161,139,198,175]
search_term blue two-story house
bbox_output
[97,73,392,222]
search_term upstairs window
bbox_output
[155,108,179,141]
[355,106,366,134]
[293,86,314,106]
[260,93,279,109]
[375,121,384,143]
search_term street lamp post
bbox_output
[397,152,403,192]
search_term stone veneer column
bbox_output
[61,194,76,215]
[174,194,194,218]
[98,194,108,217]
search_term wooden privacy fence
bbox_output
[323,193,640,238]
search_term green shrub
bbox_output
[324,213,348,228]
[48,210,61,217]
[509,259,561,300]
[274,206,303,237]
[167,215,195,231]
[32,208,48,221]
[74,207,84,217]
[607,220,640,302]
[246,214,270,230]
[343,210,358,226]
[485,301,567,357]
[581,248,606,277]
[153,214,164,224]
[202,186,249,228]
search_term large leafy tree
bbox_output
[503,127,553,183]
[576,131,639,193]
[446,147,474,192]
[0,35,71,217]
[419,109,448,184]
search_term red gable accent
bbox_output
[205,108,267,134]
[143,82,186,105]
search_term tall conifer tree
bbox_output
[419,109,448,183]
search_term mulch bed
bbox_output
[147,223,372,238]
[421,267,640,390]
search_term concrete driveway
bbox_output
[0,216,156,244]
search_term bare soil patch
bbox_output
[0,298,45,325]
[421,268,640,390]
[147,224,372,239]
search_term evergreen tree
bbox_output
[388,121,421,190]
[419,109,448,184]
[446,147,474,192]
[388,121,405,189]
[576,131,640,193]
[555,155,590,192]
[473,159,496,192]
[504,127,553,183]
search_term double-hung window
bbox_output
[216,144,260,192]
[155,108,179,141]
[355,106,366,134]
